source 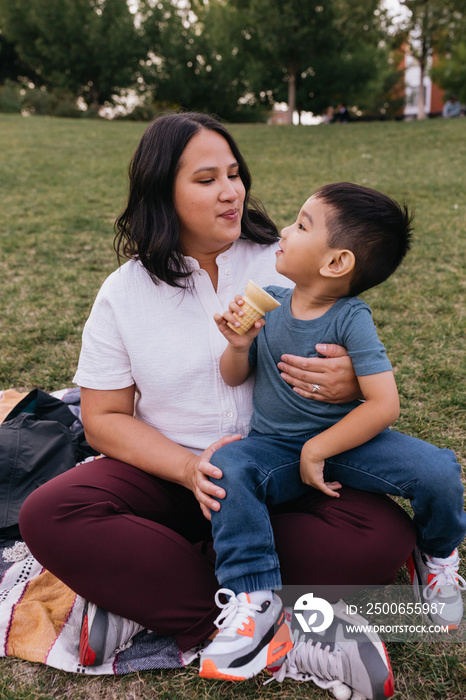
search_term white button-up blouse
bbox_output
[74,239,292,454]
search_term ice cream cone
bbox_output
[227,280,281,335]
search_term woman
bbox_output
[19,113,415,698]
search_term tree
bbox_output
[354,42,406,119]
[0,28,38,85]
[399,0,464,119]
[293,28,393,118]
[226,0,390,123]
[431,41,466,105]
[228,0,333,123]
[140,0,274,120]
[0,0,147,110]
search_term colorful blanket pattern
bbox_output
[0,540,186,674]
[0,386,187,674]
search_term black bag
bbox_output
[0,388,98,542]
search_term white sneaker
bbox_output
[409,547,466,628]
[270,600,394,700]
[79,601,145,666]
[199,588,292,680]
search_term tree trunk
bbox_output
[90,84,100,113]
[287,60,297,124]
[417,57,427,120]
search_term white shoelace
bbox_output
[273,628,343,683]
[213,588,262,638]
[270,628,364,700]
[422,551,466,600]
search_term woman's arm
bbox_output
[300,371,400,496]
[80,386,241,519]
[278,343,362,403]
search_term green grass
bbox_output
[0,114,465,698]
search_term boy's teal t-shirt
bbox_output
[248,286,392,436]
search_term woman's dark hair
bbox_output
[114,112,279,286]
[314,182,414,296]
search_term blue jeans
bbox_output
[209,429,465,594]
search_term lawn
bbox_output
[0,113,465,698]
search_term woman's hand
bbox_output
[277,343,362,403]
[184,434,242,520]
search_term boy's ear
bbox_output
[320,249,355,278]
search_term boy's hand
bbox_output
[214,295,265,349]
[300,440,342,498]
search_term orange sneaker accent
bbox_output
[427,572,440,593]
[199,659,246,681]
[426,571,458,593]
[266,619,293,667]
[237,616,255,638]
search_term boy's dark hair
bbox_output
[114,112,279,287]
[315,182,414,296]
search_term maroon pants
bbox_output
[19,458,415,652]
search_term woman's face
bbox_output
[173,128,246,259]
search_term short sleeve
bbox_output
[73,285,134,390]
[339,302,392,376]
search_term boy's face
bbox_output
[276,195,336,285]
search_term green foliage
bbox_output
[0,0,406,120]
[225,0,394,119]
[21,88,56,115]
[139,0,271,121]
[431,42,466,104]
[19,86,84,118]
[0,0,146,108]
[400,0,466,53]
[0,30,37,84]
[0,0,465,119]
[351,41,406,120]
[398,0,466,72]
[0,80,21,112]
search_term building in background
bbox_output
[400,49,445,119]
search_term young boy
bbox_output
[199,182,466,683]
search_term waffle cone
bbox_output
[227,280,280,335]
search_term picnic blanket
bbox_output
[0,539,192,674]
[0,388,194,674]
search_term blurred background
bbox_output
[0,0,464,124]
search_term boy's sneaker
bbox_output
[269,600,394,700]
[79,601,145,666]
[199,588,293,680]
[408,546,466,629]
